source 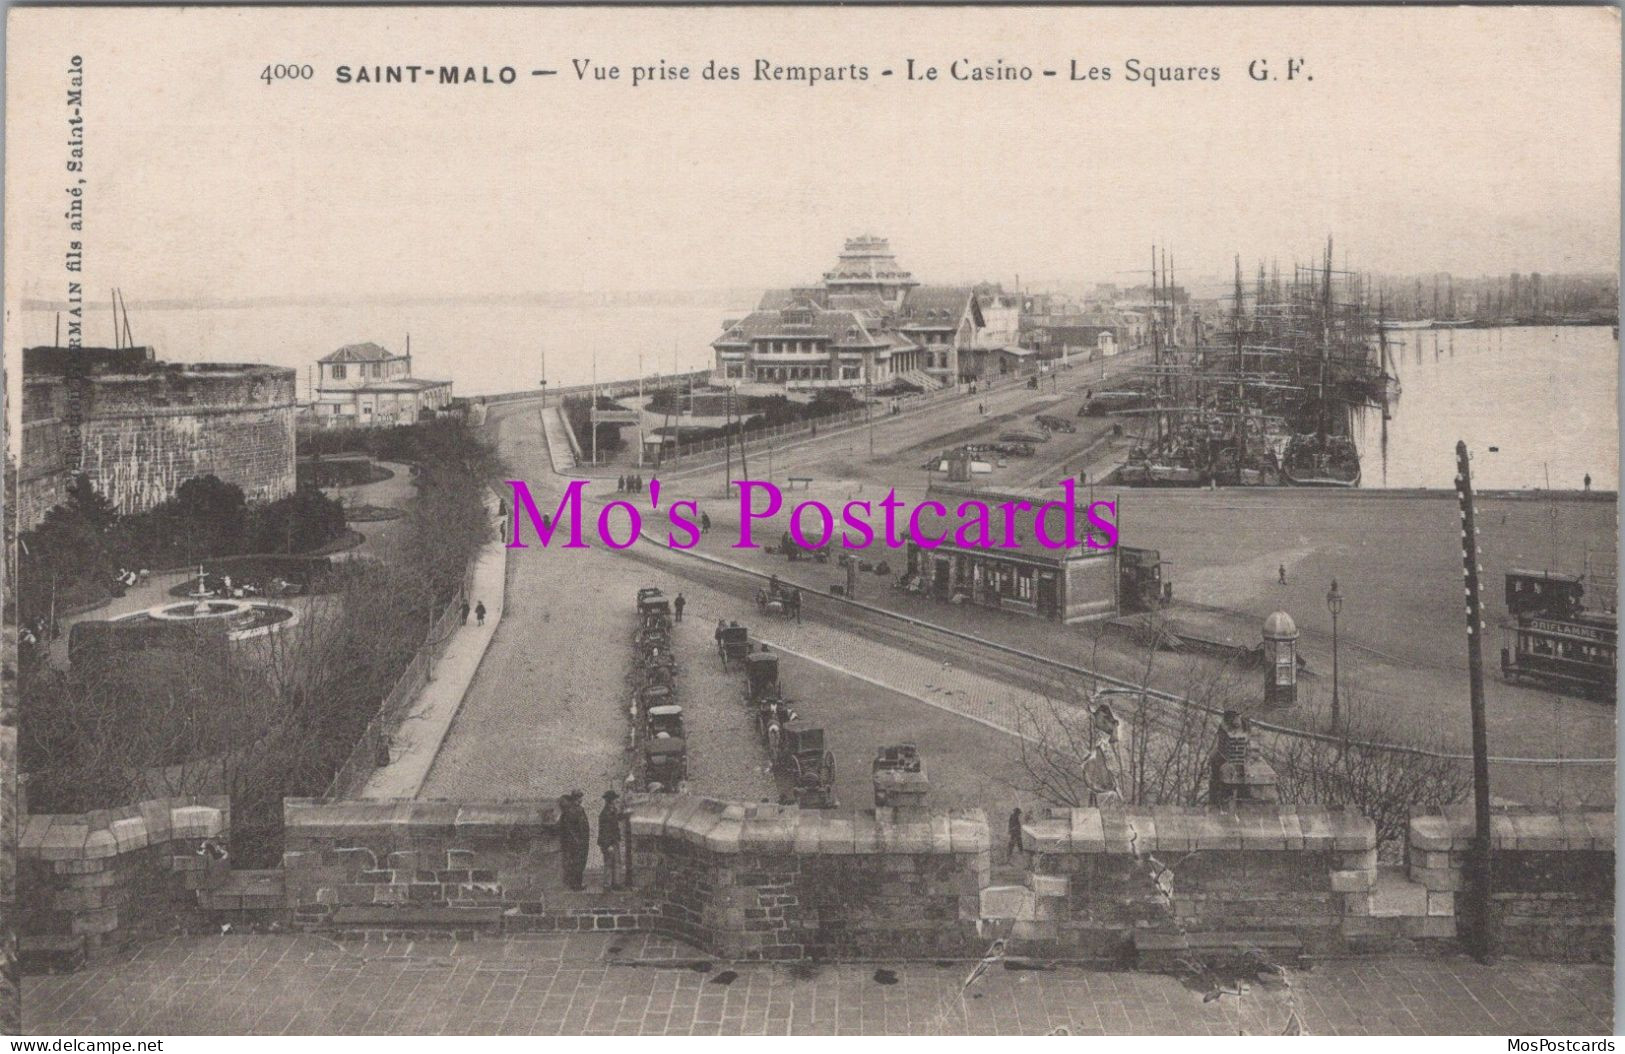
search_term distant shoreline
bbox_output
[18,290,755,312]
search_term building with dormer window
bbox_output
[712,237,1016,392]
[311,342,453,428]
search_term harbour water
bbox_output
[1353,325,1618,491]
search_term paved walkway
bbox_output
[359,494,510,799]
[339,460,416,562]
[540,403,578,473]
[22,932,1611,1035]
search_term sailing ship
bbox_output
[1109,239,1389,489]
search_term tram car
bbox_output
[1500,570,1617,702]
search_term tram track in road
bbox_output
[604,534,1614,768]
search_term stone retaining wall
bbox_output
[1408,809,1614,962]
[280,799,657,938]
[21,796,1613,970]
[629,796,990,961]
[20,362,297,528]
[17,796,230,962]
[1010,804,1380,961]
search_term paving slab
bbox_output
[20,932,1611,1036]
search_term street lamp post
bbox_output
[1326,579,1343,733]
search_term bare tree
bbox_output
[1265,691,1470,850]
[1008,615,1469,857]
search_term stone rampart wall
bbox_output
[18,797,230,964]
[628,796,990,961]
[1409,809,1613,962]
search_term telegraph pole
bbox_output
[1455,439,1495,963]
[865,370,874,456]
[723,385,733,495]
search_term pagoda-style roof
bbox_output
[822,236,919,289]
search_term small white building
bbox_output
[311,342,453,429]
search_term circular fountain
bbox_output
[115,566,300,640]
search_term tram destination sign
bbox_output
[1528,617,1615,643]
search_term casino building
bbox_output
[712,236,1016,393]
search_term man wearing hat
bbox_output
[598,791,625,890]
[558,790,591,890]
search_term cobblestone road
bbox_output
[24,933,1611,1036]
[668,611,780,803]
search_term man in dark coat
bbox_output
[557,793,580,888]
[673,593,686,622]
[560,790,590,890]
[598,791,624,890]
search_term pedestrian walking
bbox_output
[1585,473,1592,492]
[673,593,686,622]
[715,618,727,659]
[1278,564,1287,586]
[791,587,802,623]
[617,474,626,492]
[1007,807,1023,862]
[475,600,487,626]
[700,511,712,533]
[460,600,471,625]
[598,791,624,890]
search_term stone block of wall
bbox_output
[628,795,989,961]
[18,796,230,962]
[283,798,588,936]
[1408,809,1613,962]
[1018,805,1375,960]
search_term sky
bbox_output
[5,6,1620,306]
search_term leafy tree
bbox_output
[169,475,248,558]
[249,483,346,554]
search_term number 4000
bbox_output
[261,64,314,84]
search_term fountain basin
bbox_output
[115,599,299,641]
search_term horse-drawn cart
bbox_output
[782,724,836,808]
[644,737,687,792]
[719,624,751,670]
[745,651,780,703]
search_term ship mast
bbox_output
[1150,245,1163,447]
[1233,255,1247,471]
